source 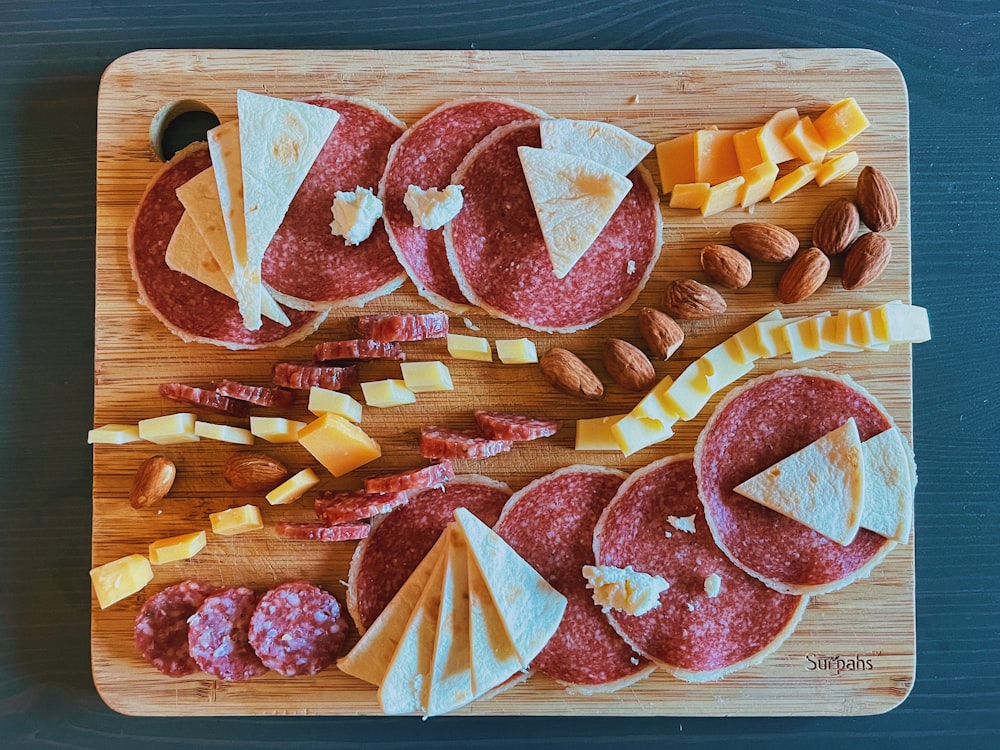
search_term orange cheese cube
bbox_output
[149,531,207,565]
[757,108,800,164]
[210,505,263,536]
[738,161,779,208]
[668,182,711,209]
[655,131,696,193]
[769,161,823,203]
[814,98,870,150]
[733,126,765,172]
[815,151,860,186]
[700,175,745,216]
[694,129,741,185]
[297,412,381,477]
[783,116,827,163]
[265,468,320,506]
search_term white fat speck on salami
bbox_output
[540,118,653,175]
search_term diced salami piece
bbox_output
[473,410,562,442]
[126,143,326,349]
[694,369,898,596]
[347,475,510,632]
[157,382,250,417]
[419,426,513,460]
[314,489,409,525]
[363,460,456,494]
[271,362,359,391]
[595,455,808,682]
[248,581,348,676]
[444,121,663,333]
[215,380,296,409]
[380,97,548,313]
[274,521,371,542]
[134,579,218,678]
[260,96,407,310]
[186,586,267,682]
[356,311,449,342]
[312,339,405,363]
[493,466,652,693]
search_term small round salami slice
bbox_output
[248,581,348,677]
[271,362,359,391]
[134,579,218,677]
[356,312,449,342]
[312,339,405,362]
[314,489,409,525]
[494,465,653,693]
[215,380,295,409]
[158,383,250,417]
[275,521,371,542]
[363,460,455,494]
[694,369,898,596]
[187,586,267,682]
[595,454,808,682]
[473,410,562,442]
[419,426,513,460]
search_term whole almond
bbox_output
[813,197,860,255]
[129,455,176,509]
[856,165,899,232]
[778,247,831,304]
[637,307,684,360]
[730,222,799,262]
[701,244,752,289]
[662,279,727,320]
[601,338,657,392]
[224,453,289,492]
[540,348,604,399]
[842,233,892,290]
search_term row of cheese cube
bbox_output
[447,334,538,364]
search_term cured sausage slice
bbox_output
[472,410,562,441]
[158,383,250,417]
[260,96,407,310]
[694,369,898,596]
[186,586,267,681]
[248,581,348,676]
[314,489,409,525]
[134,579,218,677]
[347,475,510,632]
[363,460,455,494]
[275,521,370,542]
[271,362,359,391]
[419,426,513,459]
[356,312,449,342]
[493,465,653,693]
[444,121,662,332]
[312,339,405,362]
[380,97,548,313]
[594,454,808,682]
[215,380,296,409]
[126,143,326,349]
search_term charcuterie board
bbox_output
[93,49,914,716]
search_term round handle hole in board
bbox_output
[149,100,221,162]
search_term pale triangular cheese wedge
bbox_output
[467,538,524,696]
[165,212,237,298]
[454,507,566,665]
[860,426,915,542]
[540,119,653,175]
[734,418,865,545]
[518,146,632,279]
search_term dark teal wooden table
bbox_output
[1,1,997,747]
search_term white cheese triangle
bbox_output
[518,146,632,279]
[734,418,865,545]
[860,426,915,542]
[540,118,653,175]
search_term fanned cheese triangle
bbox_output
[860,426,915,542]
[165,212,236,298]
[518,146,632,279]
[734,418,865,545]
[540,118,653,175]
[467,538,524,696]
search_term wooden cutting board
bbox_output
[93,49,914,717]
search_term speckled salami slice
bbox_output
[215,380,296,409]
[363,460,455,494]
[347,475,510,632]
[248,581,348,676]
[473,410,562,442]
[134,579,218,678]
[314,489,409,525]
[595,455,808,682]
[356,311,449,342]
[694,370,898,596]
[493,465,652,693]
[275,521,370,542]
[186,586,267,682]
[419,426,513,460]
[444,121,662,333]
[126,143,326,349]
[271,362,359,391]
[260,96,407,310]
[158,382,250,417]
[312,339,405,362]
[380,97,548,313]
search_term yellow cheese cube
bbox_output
[361,379,417,407]
[731,310,784,360]
[88,424,141,445]
[90,553,154,609]
[815,151,860,187]
[738,161,779,208]
[756,108,800,164]
[446,333,492,362]
[814,98,870,151]
[575,414,628,451]
[496,338,538,364]
[700,175,746,217]
[266,468,320,506]
[149,531,207,565]
[668,182,711,209]
[630,377,680,427]
[867,301,931,344]
[611,414,675,457]
[250,416,306,443]
[655,131,697,194]
[308,387,363,422]
[701,341,755,391]
[818,314,863,353]
[194,421,254,445]
[662,360,713,421]
[782,313,833,362]
[769,161,823,203]
[694,129,741,185]
[739,313,804,359]
[782,116,827,163]
[210,504,263,536]
[138,413,199,445]
[297,413,381,477]
[400,361,455,392]
[733,126,765,172]
[848,310,890,351]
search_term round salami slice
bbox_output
[347,475,511,632]
[363,460,455,494]
[493,465,653,693]
[380,97,549,313]
[215,380,296,409]
[444,120,662,333]
[134,579,218,677]
[260,96,407,310]
[275,521,370,542]
[312,339,405,362]
[419,426,513,460]
[271,362,359,391]
[126,143,326,349]
[694,369,898,596]
[314,489,409,525]
[186,586,267,682]
[248,581,348,677]
[356,312,449,342]
[158,383,250,417]
[594,454,808,682]
[472,410,562,442]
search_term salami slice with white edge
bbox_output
[493,465,654,693]
[314,490,409,525]
[158,382,249,417]
[134,579,218,677]
[363,460,455,494]
[472,410,561,441]
[186,586,267,682]
[275,521,371,542]
[312,339,405,362]
[271,362,359,391]
[215,380,295,409]
[694,370,898,596]
[356,312,449,342]
[419,426,513,460]
[594,455,808,682]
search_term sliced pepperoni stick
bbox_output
[215,380,296,409]
[314,489,409,525]
[134,579,218,678]
[158,383,250,417]
[363,460,456,494]
[274,521,371,542]
[419,426,513,460]
[271,362,359,391]
[356,312,449,342]
[186,586,267,682]
[312,339,406,362]
[473,410,562,442]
